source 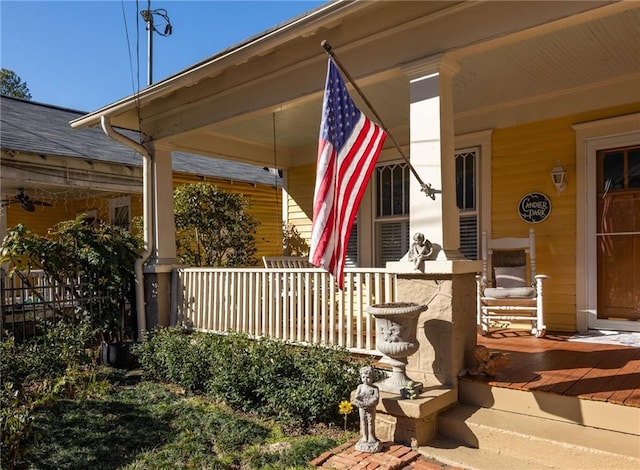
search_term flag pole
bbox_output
[321,40,437,200]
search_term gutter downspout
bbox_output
[101,116,153,339]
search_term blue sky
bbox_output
[1,0,326,112]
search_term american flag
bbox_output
[309,58,387,288]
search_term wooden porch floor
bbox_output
[463,330,640,408]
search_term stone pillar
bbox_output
[404,56,461,260]
[396,269,479,388]
[372,261,481,447]
[144,143,178,329]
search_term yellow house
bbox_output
[9,2,640,463]
[0,95,283,260]
[70,1,639,335]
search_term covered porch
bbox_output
[172,263,639,466]
[469,330,640,410]
[442,331,640,467]
[63,1,639,458]
[172,264,640,409]
[69,1,640,336]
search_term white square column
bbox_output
[404,56,462,260]
[149,143,177,266]
[145,142,178,329]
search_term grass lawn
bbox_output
[17,370,354,470]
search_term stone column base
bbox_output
[375,413,436,448]
[353,387,457,447]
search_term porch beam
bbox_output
[164,130,296,169]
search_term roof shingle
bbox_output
[1,95,281,186]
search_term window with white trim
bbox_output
[374,162,410,266]
[456,147,479,260]
[109,196,131,231]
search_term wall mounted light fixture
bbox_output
[551,161,567,194]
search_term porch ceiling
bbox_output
[72,1,640,169]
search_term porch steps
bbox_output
[459,379,640,436]
[417,381,640,469]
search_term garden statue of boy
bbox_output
[354,365,381,453]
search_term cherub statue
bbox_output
[408,232,433,269]
[353,366,381,453]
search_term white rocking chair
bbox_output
[262,256,312,269]
[477,228,548,337]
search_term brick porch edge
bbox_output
[310,439,458,470]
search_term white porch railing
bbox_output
[172,267,398,355]
[1,269,69,305]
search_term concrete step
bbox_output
[458,379,640,436]
[418,403,640,470]
[418,435,560,470]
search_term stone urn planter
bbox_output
[367,302,428,394]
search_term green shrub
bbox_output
[1,319,93,391]
[202,332,263,411]
[0,319,96,469]
[133,328,368,426]
[1,217,140,343]
[133,327,209,392]
[174,182,259,267]
[0,383,37,470]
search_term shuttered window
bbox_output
[345,222,358,267]
[377,220,410,265]
[456,147,479,260]
[375,163,410,266]
[109,196,132,231]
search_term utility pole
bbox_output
[140,1,173,86]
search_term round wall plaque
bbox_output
[518,192,551,223]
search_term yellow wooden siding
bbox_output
[172,173,283,262]
[286,164,316,245]
[130,195,143,221]
[6,174,282,264]
[5,194,121,236]
[491,103,640,331]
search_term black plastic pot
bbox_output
[100,342,131,369]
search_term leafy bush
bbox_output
[133,328,368,426]
[174,182,259,267]
[131,326,210,392]
[0,319,97,468]
[1,319,93,391]
[0,216,140,342]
